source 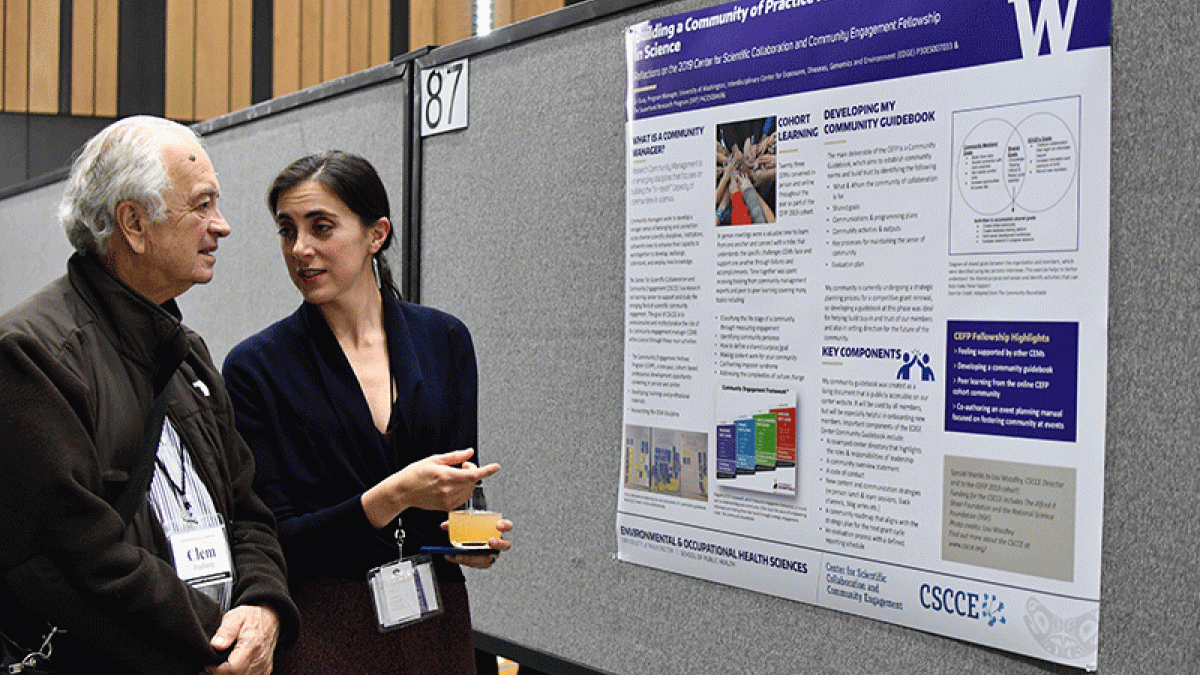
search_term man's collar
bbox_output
[68,252,190,393]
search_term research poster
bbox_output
[617,0,1110,669]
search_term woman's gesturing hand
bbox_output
[362,448,500,528]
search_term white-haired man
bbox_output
[0,116,298,674]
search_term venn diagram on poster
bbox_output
[957,112,1078,216]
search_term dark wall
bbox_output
[0,115,111,197]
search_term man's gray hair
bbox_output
[59,116,203,254]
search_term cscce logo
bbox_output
[919,584,1007,627]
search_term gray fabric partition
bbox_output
[417,1,1196,674]
[0,181,76,312]
[0,1,1195,673]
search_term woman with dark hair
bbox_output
[223,151,511,673]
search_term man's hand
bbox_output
[203,605,280,675]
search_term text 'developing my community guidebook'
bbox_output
[618,0,1110,669]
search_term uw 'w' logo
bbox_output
[1009,0,1080,57]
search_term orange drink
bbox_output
[448,510,502,548]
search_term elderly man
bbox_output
[0,116,298,674]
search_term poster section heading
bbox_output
[620,523,810,574]
[627,0,1111,120]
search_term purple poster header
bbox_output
[627,0,1111,120]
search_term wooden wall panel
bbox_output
[68,0,119,117]
[93,0,118,117]
[369,0,389,67]
[513,0,563,23]
[349,0,371,73]
[272,0,392,100]
[0,0,564,118]
[322,0,349,82]
[273,0,300,97]
[494,0,564,30]
[70,0,94,114]
[0,7,5,110]
[494,1,514,32]
[410,0,436,50]
[435,0,471,46]
[0,4,5,109]
[28,0,59,114]
[166,0,196,120]
[194,0,231,120]
[230,0,253,111]
[299,0,322,89]
[5,0,30,112]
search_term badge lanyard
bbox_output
[366,340,443,631]
[155,422,234,612]
[366,522,443,632]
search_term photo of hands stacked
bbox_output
[716,116,777,226]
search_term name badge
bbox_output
[165,515,234,612]
[367,554,442,632]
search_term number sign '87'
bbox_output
[420,59,469,137]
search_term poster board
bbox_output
[618,0,1110,668]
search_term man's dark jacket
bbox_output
[0,253,299,672]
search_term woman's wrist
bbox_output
[362,479,406,529]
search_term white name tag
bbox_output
[367,555,442,632]
[166,516,234,612]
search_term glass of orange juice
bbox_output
[449,483,501,549]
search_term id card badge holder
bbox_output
[367,524,443,632]
[164,514,235,613]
